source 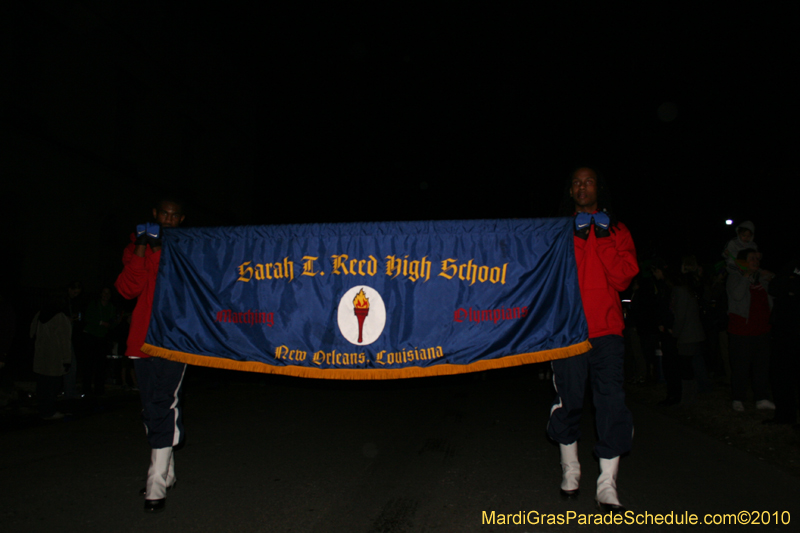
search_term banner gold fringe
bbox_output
[141,340,592,380]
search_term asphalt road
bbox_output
[2,366,798,532]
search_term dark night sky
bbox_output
[2,3,794,289]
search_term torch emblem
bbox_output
[353,288,370,343]
[337,285,386,346]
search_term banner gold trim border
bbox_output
[141,340,592,380]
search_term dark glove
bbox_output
[145,222,162,248]
[593,211,611,238]
[574,213,592,240]
[134,223,148,246]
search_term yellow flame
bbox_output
[353,288,370,309]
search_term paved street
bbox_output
[2,365,798,532]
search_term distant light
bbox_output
[725,219,734,226]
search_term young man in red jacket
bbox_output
[115,198,186,513]
[547,167,638,513]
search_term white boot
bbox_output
[559,443,580,499]
[140,452,176,496]
[596,457,625,513]
[144,447,172,512]
[166,452,176,489]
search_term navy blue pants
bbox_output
[728,333,770,403]
[547,335,633,459]
[133,357,187,449]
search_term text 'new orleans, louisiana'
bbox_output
[273,344,445,368]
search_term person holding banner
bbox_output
[547,167,638,513]
[115,198,186,513]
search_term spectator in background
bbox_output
[671,257,708,405]
[80,287,117,396]
[64,281,84,399]
[30,294,72,420]
[627,272,655,384]
[727,248,774,411]
[702,262,729,383]
[113,310,138,391]
[765,252,800,426]
[722,221,757,275]
[630,262,664,384]
[651,258,679,406]
[0,292,16,375]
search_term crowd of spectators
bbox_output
[0,282,136,419]
[625,221,799,427]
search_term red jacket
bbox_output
[114,236,161,358]
[573,221,638,338]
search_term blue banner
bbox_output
[142,218,589,379]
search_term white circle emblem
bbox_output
[337,286,386,345]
